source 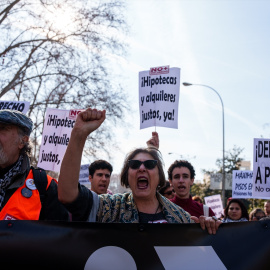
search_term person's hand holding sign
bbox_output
[191,216,222,235]
[146,131,159,149]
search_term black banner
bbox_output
[0,220,270,269]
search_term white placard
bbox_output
[208,173,232,190]
[37,108,82,172]
[79,164,90,187]
[0,100,30,114]
[139,66,180,129]
[253,138,270,198]
[232,170,253,198]
[204,194,224,218]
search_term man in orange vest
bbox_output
[0,109,70,220]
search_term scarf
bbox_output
[0,155,23,208]
[97,192,192,223]
[222,217,248,223]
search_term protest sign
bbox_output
[79,164,90,188]
[253,138,270,198]
[37,108,82,172]
[207,173,232,190]
[0,100,30,114]
[204,194,224,218]
[232,170,253,198]
[139,66,180,129]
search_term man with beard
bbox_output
[0,110,70,220]
[168,160,215,218]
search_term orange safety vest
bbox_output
[0,169,53,220]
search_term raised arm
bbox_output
[58,108,106,204]
[146,131,159,149]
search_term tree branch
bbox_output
[0,40,45,97]
[0,0,20,25]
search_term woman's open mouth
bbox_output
[137,177,149,189]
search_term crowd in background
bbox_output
[75,127,270,224]
[0,108,268,227]
[160,184,270,222]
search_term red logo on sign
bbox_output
[149,65,170,75]
[69,110,82,120]
[4,214,17,220]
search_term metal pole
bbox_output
[183,82,226,207]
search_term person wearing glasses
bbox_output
[249,208,266,221]
[158,180,175,199]
[145,132,216,219]
[58,108,221,233]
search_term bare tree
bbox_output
[0,0,129,164]
[216,145,244,174]
[199,145,245,203]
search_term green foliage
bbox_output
[246,199,266,212]
[190,178,227,204]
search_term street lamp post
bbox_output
[182,82,226,207]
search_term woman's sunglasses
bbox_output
[164,190,175,196]
[128,160,158,170]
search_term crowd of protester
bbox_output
[0,108,269,227]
